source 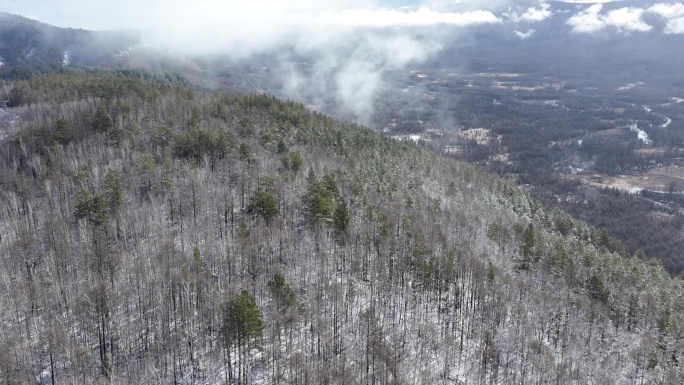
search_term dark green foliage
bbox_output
[248,177,279,224]
[587,274,610,305]
[104,170,125,212]
[238,142,252,162]
[487,222,501,242]
[412,234,436,288]
[303,173,342,224]
[549,239,576,281]
[267,273,297,312]
[93,106,112,132]
[192,246,207,273]
[658,305,671,334]
[74,188,109,226]
[161,158,175,190]
[53,118,73,145]
[237,118,255,138]
[150,124,175,148]
[487,261,496,285]
[554,211,574,237]
[173,128,233,163]
[281,150,304,177]
[220,290,263,348]
[520,223,537,270]
[332,198,351,243]
[26,71,168,102]
[627,293,640,331]
[590,228,629,257]
[237,220,251,239]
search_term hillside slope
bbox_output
[0,72,683,384]
[0,12,138,78]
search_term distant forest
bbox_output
[372,71,684,275]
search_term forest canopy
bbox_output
[1,71,683,384]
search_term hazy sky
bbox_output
[3,0,682,121]
[0,0,496,30]
[0,1,516,54]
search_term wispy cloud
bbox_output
[316,8,499,28]
[514,29,536,39]
[567,4,652,34]
[0,0,508,123]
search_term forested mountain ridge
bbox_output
[0,12,138,79]
[1,71,684,384]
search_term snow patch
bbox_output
[630,123,651,144]
[392,134,423,143]
[629,187,644,195]
[63,49,72,66]
[643,105,672,128]
[616,82,643,91]
[661,117,672,128]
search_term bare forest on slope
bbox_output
[1,72,684,384]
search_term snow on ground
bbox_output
[0,109,21,141]
[643,105,673,128]
[661,116,672,128]
[63,49,72,66]
[630,123,651,144]
[392,134,423,143]
[616,82,643,91]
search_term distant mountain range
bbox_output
[0,12,141,77]
[2,1,683,84]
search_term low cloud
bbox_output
[505,3,552,23]
[0,0,505,122]
[603,7,652,33]
[281,30,447,124]
[567,4,652,33]
[566,4,607,33]
[316,8,499,28]
[648,3,684,34]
